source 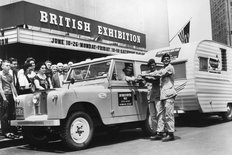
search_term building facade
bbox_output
[0,0,169,64]
[210,0,232,46]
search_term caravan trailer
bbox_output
[146,40,232,121]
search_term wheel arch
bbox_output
[65,102,104,127]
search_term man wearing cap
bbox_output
[152,53,177,142]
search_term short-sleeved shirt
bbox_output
[0,71,13,94]
[160,64,177,100]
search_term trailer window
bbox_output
[199,57,208,71]
[173,62,186,79]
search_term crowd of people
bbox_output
[0,57,73,138]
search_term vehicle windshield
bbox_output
[67,61,111,81]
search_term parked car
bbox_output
[11,54,156,150]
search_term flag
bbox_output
[175,81,187,93]
[178,21,190,44]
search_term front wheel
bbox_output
[221,104,232,121]
[60,112,94,150]
[141,110,157,136]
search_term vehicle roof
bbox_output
[72,54,151,67]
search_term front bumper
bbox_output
[11,115,60,126]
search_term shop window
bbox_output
[199,57,208,71]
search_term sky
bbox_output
[167,0,212,46]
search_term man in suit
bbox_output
[52,62,65,88]
[9,57,20,94]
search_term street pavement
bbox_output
[0,115,232,155]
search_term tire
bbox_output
[141,110,157,136]
[60,111,94,150]
[221,104,232,121]
[22,127,49,146]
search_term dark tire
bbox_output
[141,110,156,136]
[221,104,232,121]
[60,112,94,150]
[22,127,49,146]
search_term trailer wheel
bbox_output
[22,127,49,146]
[60,112,94,150]
[141,110,157,136]
[222,104,232,121]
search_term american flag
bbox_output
[178,21,190,44]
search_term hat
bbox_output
[161,53,171,62]
[125,63,133,68]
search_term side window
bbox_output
[111,61,134,81]
[199,57,208,71]
[140,64,149,74]
[68,65,89,81]
[140,64,162,74]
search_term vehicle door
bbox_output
[109,60,148,118]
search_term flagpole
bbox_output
[169,17,192,43]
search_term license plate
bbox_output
[16,107,24,116]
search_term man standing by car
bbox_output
[152,53,177,142]
[0,60,18,138]
[141,59,160,138]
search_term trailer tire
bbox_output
[221,104,232,121]
[60,111,94,150]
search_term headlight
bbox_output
[32,94,40,105]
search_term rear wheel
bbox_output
[141,110,157,136]
[221,104,232,121]
[60,112,94,150]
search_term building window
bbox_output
[220,48,227,71]
[199,57,208,71]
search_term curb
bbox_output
[0,136,25,148]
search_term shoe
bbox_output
[162,133,175,142]
[150,133,163,140]
[5,133,16,139]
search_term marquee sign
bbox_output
[0,1,146,48]
[1,27,145,55]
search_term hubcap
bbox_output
[70,117,90,143]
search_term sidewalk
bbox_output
[0,123,24,148]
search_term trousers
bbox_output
[148,100,160,131]
[156,98,175,133]
[0,94,16,135]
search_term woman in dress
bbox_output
[34,62,53,90]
